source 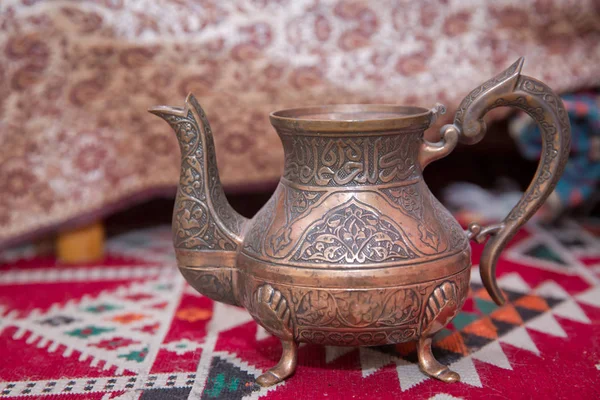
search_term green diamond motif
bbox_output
[452,312,479,331]
[434,327,454,340]
[118,346,149,362]
[228,377,240,391]
[524,243,567,265]
[205,373,226,398]
[66,325,115,338]
[83,304,121,314]
[205,373,243,398]
[475,298,499,315]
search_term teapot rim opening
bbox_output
[269,104,432,133]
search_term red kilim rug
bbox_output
[1,220,600,399]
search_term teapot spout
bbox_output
[149,94,248,306]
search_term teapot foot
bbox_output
[417,336,460,383]
[256,339,298,387]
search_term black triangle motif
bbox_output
[515,306,542,323]
[397,350,419,364]
[431,347,463,365]
[502,289,526,303]
[372,344,401,357]
[372,344,419,363]
[491,319,519,336]
[541,296,565,309]
[470,282,484,292]
[202,356,260,400]
[556,236,585,248]
[460,332,493,353]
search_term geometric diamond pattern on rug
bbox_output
[1,271,184,376]
[523,243,568,266]
[2,220,600,399]
[546,220,600,256]
[506,234,578,272]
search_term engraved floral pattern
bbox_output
[295,290,338,326]
[296,328,417,346]
[287,187,325,221]
[293,287,420,329]
[179,267,237,306]
[266,186,326,257]
[243,185,280,255]
[382,185,441,251]
[293,198,417,263]
[430,192,468,250]
[154,106,240,251]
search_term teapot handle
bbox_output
[424,57,571,306]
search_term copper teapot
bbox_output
[149,58,570,386]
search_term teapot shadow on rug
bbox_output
[149,58,571,386]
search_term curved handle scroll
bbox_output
[418,104,460,169]
[419,125,460,168]
[454,58,571,305]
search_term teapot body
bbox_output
[236,112,471,346]
[150,58,572,386]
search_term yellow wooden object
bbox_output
[56,221,105,264]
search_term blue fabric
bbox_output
[511,91,600,209]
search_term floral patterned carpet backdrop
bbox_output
[1,0,600,248]
[0,219,600,399]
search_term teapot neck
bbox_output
[280,130,424,188]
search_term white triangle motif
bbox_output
[552,299,591,324]
[534,280,570,300]
[360,348,395,378]
[498,273,531,293]
[526,312,567,338]
[208,302,254,334]
[255,326,272,342]
[576,287,600,308]
[450,356,482,387]
[500,326,540,356]
[326,346,354,364]
[471,341,512,370]
[470,266,482,285]
[429,394,464,400]
[396,358,428,391]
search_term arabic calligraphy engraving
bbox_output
[282,133,421,186]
